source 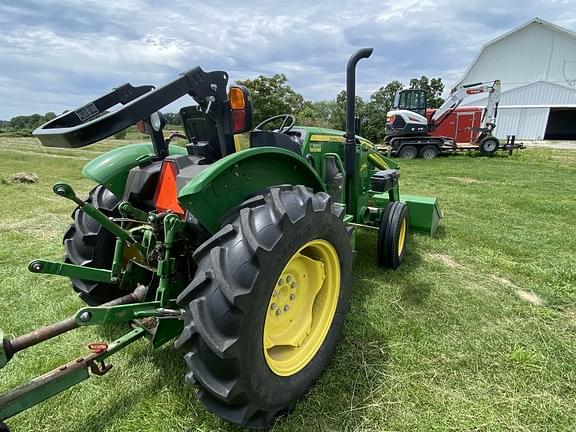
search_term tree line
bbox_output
[0,112,57,133]
[2,75,444,144]
[237,74,444,143]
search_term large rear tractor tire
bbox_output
[63,185,121,305]
[176,186,353,428]
[377,201,409,269]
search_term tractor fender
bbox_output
[178,147,325,233]
[82,143,188,197]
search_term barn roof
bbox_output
[458,18,576,88]
[487,18,576,46]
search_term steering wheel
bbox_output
[254,114,296,134]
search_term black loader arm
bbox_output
[33,67,231,153]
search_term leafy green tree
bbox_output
[409,76,445,108]
[296,102,331,128]
[333,90,366,132]
[163,112,182,125]
[333,90,347,131]
[6,112,59,134]
[237,74,305,125]
[370,80,404,114]
[361,80,404,143]
[310,100,338,128]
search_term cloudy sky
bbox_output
[1,0,575,119]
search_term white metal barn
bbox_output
[460,18,576,140]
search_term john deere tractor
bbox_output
[0,49,440,430]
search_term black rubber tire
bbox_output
[175,185,353,429]
[479,136,500,156]
[377,201,409,269]
[420,145,440,160]
[398,145,418,159]
[63,185,121,305]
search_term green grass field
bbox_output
[0,137,575,431]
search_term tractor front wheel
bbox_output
[377,201,409,269]
[176,186,353,428]
[63,185,121,305]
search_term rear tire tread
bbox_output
[63,185,121,305]
[176,186,352,429]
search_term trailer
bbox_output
[378,133,524,159]
[382,80,524,159]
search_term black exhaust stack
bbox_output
[345,48,373,180]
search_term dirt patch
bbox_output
[492,275,514,286]
[524,140,576,150]
[447,176,481,185]
[9,172,39,184]
[491,275,545,306]
[515,289,545,306]
[426,253,464,269]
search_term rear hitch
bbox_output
[28,259,116,284]
[88,359,113,376]
[0,285,156,425]
[0,285,147,370]
[0,328,146,424]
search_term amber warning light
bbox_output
[228,86,252,133]
[229,87,246,110]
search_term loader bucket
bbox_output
[373,193,442,235]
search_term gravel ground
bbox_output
[521,140,576,150]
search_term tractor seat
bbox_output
[370,169,399,192]
[250,130,302,156]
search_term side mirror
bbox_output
[228,85,253,134]
[135,111,166,135]
[135,111,168,159]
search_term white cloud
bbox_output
[0,0,575,118]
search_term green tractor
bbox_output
[0,49,440,430]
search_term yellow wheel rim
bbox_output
[263,239,340,376]
[398,218,406,257]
